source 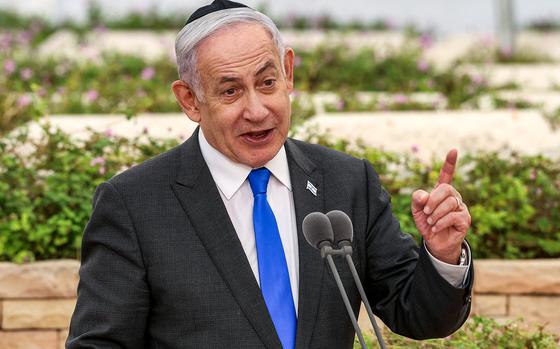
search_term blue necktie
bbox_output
[248,168,297,349]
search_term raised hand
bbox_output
[411,149,471,264]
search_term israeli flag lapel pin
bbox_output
[306,180,318,196]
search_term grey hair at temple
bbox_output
[175,7,286,101]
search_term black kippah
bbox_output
[185,0,252,25]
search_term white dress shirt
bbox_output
[198,130,470,312]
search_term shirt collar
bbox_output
[198,129,292,200]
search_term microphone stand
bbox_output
[319,242,367,349]
[340,245,387,349]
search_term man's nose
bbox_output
[242,90,268,122]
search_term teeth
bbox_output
[249,130,267,138]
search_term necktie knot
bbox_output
[248,168,271,196]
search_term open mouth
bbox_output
[242,129,273,143]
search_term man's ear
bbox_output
[283,47,295,93]
[171,80,201,123]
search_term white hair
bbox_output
[175,7,286,101]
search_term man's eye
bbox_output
[223,88,237,96]
[263,79,276,88]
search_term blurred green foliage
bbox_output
[356,316,559,348]
[0,125,177,262]
[1,126,559,262]
[306,129,560,260]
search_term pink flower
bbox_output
[17,94,32,107]
[471,74,485,86]
[20,68,33,80]
[90,157,105,166]
[141,67,155,80]
[0,33,13,50]
[18,31,33,45]
[4,59,16,75]
[98,167,106,175]
[420,34,433,50]
[104,129,114,138]
[142,126,149,135]
[530,168,537,180]
[85,89,99,103]
[411,144,420,153]
[335,99,345,111]
[394,94,408,104]
[416,59,429,72]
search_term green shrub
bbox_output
[0,125,178,262]
[1,126,559,262]
[355,316,560,348]
[1,43,496,131]
[306,131,560,260]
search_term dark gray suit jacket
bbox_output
[67,129,473,348]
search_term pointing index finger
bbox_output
[437,149,458,185]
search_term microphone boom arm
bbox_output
[321,243,367,349]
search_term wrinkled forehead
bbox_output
[196,23,282,80]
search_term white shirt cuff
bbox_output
[424,241,471,288]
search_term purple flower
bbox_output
[411,144,420,153]
[18,31,33,45]
[4,59,16,75]
[416,59,429,72]
[420,34,433,50]
[85,89,99,103]
[141,67,155,81]
[0,33,13,50]
[394,94,408,104]
[20,68,33,81]
[17,94,32,107]
[335,98,345,111]
[90,157,106,166]
[142,126,149,135]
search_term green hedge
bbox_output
[355,316,559,348]
[0,126,558,262]
[1,42,495,135]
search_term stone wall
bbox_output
[1,259,559,348]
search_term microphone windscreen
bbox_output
[327,210,354,247]
[302,212,334,249]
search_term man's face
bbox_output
[182,22,294,168]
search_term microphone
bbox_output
[302,212,368,349]
[302,212,334,255]
[326,210,387,349]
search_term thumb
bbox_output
[411,190,429,214]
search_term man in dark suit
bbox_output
[67,1,473,348]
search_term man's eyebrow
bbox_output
[255,61,277,76]
[219,76,240,84]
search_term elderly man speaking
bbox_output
[67,1,473,348]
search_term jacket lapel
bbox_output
[285,139,326,349]
[170,130,282,349]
